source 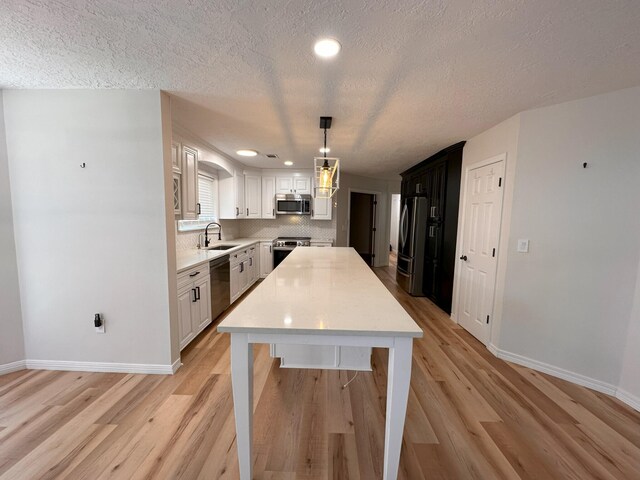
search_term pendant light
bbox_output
[313,116,340,199]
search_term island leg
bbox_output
[383,336,413,480]
[230,333,253,480]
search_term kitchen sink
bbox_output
[207,245,238,251]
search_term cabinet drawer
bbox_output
[178,264,210,289]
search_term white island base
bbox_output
[270,344,372,370]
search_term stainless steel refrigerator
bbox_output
[396,196,428,296]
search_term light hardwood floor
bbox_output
[1,264,639,479]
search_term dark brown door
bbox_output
[349,192,376,266]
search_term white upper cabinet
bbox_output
[293,176,311,194]
[276,176,294,194]
[245,174,261,218]
[171,141,181,173]
[235,173,246,219]
[261,176,276,218]
[181,145,199,220]
[219,172,246,219]
[276,176,311,194]
[312,196,332,221]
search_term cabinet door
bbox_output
[261,176,276,218]
[249,246,259,283]
[230,263,241,303]
[193,275,211,332]
[235,174,245,218]
[312,196,332,220]
[244,175,261,218]
[178,285,196,350]
[239,261,249,293]
[293,176,311,194]
[171,141,181,173]
[172,173,182,216]
[276,176,293,193]
[260,243,273,278]
[181,145,199,219]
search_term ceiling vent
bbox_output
[265,154,279,158]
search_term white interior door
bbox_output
[458,158,505,344]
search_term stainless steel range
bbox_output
[272,237,311,268]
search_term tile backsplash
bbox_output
[176,216,336,251]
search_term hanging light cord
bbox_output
[324,127,327,158]
[342,371,359,389]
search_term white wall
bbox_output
[619,256,640,407]
[4,90,174,369]
[500,86,640,387]
[452,113,521,348]
[454,86,640,408]
[0,91,25,369]
[336,173,401,267]
[389,194,401,252]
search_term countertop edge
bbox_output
[176,238,272,273]
[216,325,423,338]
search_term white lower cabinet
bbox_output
[260,242,273,278]
[230,243,260,304]
[310,240,333,247]
[177,264,211,350]
[272,345,372,371]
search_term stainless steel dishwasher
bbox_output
[210,255,230,321]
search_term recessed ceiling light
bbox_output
[284,161,293,166]
[319,147,330,153]
[314,38,341,58]
[236,149,258,157]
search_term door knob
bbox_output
[460,255,468,261]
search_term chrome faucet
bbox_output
[204,222,222,247]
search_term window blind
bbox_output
[198,174,217,220]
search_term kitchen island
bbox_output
[218,247,423,480]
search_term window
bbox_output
[177,171,218,232]
[198,173,218,221]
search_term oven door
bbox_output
[273,248,294,268]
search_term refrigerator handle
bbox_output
[400,203,408,249]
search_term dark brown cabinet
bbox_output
[400,142,464,313]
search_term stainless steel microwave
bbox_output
[275,194,311,215]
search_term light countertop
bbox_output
[176,238,274,273]
[217,247,423,338]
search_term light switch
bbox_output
[517,239,529,253]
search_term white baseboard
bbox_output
[0,360,27,375]
[487,343,499,356]
[171,358,182,374]
[616,388,640,412]
[25,359,176,375]
[492,347,617,395]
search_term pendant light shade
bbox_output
[314,156,339,198]
[313,116,340,198]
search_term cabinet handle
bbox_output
[240,262,244,273]
[430,206,437,217]
[195,286,200,301]
[192,288,197,302]
[272,208,275,216]
[311,209,314,216]
[247,208,249,216]
[197,203,201,215]
[189,271,200,277]
[236,207,239,216]
[249,258,253,267]
[269,245,272,253]
[429,226,435,237]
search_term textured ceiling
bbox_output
[2,1,640,177]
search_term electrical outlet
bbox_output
[517,239,529,253]
[94,313,105,334]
